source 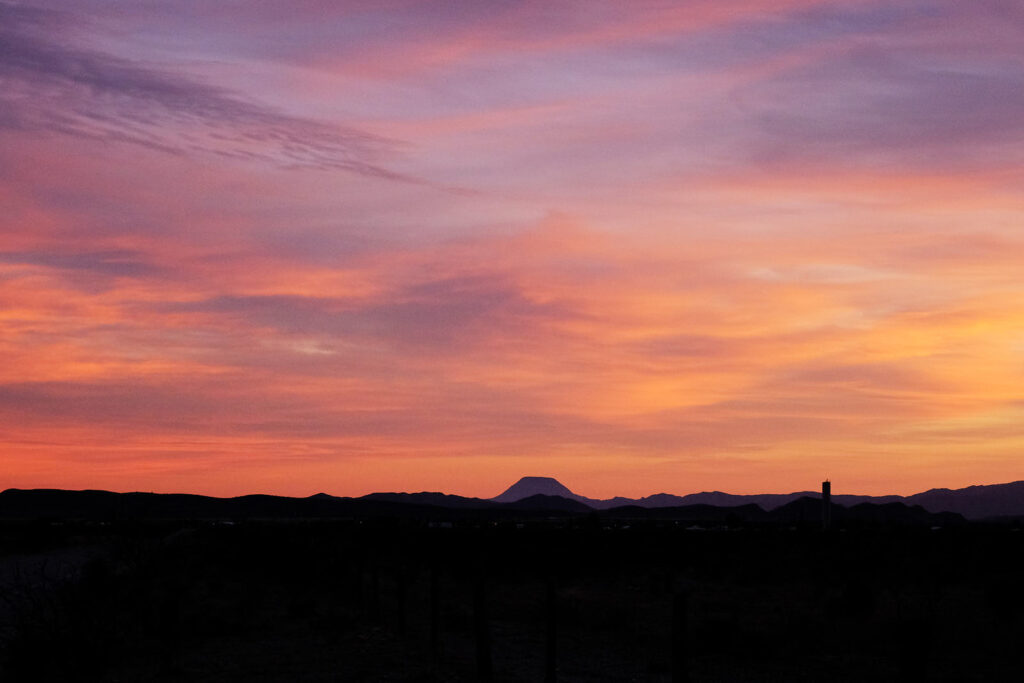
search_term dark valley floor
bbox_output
[1,515,1022,682]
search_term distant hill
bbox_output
[765,496,962,525]
[487,477,1024,519]
[3,477,1021,522]
[362,491,498,509]
[905,481,1024,519]
[491,477,584,503]
[0,488,587,522]
[594,498,962,527]
[0,488,446,520]
[502,494,592,513]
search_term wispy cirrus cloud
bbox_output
[0,248,164,278]
[0,2,404,176]
[158,272,577,355]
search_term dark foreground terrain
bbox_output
[1,516,1022,682]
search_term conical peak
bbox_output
[492,476,577,502]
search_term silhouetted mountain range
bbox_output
[1,477,1019,524]
[490,476,1024,519]
[0,487,969,527]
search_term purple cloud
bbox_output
[161,274,575,352]
[731,3,1024,170]
[0,249,164,279]
[0,2,404,176]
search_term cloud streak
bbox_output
[0,2,404,176]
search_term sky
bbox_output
[2,0,1023,499]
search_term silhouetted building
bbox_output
[822,480,831,530]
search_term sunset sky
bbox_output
[3,1,1024,498]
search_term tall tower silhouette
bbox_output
[822,480,831,530]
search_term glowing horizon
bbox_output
[3,1,1023,499]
